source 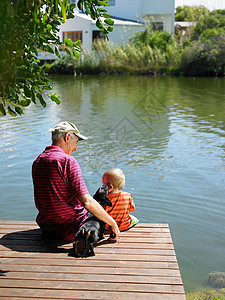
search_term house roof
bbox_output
[174,21,196,27]
[74,12,144,26]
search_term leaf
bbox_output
[73,40,81,47]
[104,18,114,26]
[59,0,67,22]
[19,98,31,107]
[64,48,71,56]
[69,3,76,10]
[37,93,46,108]
[96,19,103,29]
[54,0,59,14]
[33,58,40,63]
[47,24,52,31]
[43,85,53,90]
[7,106,17,117]
[98,8,108,13]
[45,45,54,54]
[64,38,72,47]
[0,103,6,116]
[99,1,110,6]
[55,47,61,58]
[107,26,114,32]
[15,107,24,115]
[49,93,61,105]
[67,11,74,18]
[24,85,32,98]
[31,87,36,104]
[73,49,79,58]
[102,13,109,18]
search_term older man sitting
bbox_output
[32,121,119,242]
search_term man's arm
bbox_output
[79,193,120,240]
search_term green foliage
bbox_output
[0,0,114,116]
[191,9,225,40]
[186,288,225,300]
[130,26,179,54]
[49,38,181,76]
[47,6,225,78]
[176,8,225,76]
[47,55,75,75]
[175,5,209,22]
[180,33,225,76]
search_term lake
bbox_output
[0,75,225,291]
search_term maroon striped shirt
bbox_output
[32,146,88,241]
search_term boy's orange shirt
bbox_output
[105,191,135,231]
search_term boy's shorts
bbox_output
[129,214,139,228]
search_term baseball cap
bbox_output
[49,121,88,140]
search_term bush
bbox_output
[180,33,225,76]
[48,55,75,75]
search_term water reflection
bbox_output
[0,75,225,291]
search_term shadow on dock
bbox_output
[0,229,71,253]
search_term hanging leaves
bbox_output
[0,0,114,116]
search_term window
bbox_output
[152,22,164,31]
[63,31,83,43]
[92,30,106,42]
[108,0,115,6]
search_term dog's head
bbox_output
[93,183,112,207]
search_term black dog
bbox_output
[73,183,112,257]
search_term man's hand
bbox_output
[108,222,120,242]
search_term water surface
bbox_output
[0,75,225,291]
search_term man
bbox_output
[32,121,119,242]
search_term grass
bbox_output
[187,288,225,300]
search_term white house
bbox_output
[106,0,175,32]
[58,0,175,50]
[58,12,146,51]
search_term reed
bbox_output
[72,38,181,75]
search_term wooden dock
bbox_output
[0,221,186,299]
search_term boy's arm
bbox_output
[129,194,135,211]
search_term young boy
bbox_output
[102,168,139,231]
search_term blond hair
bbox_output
[103,168,125,190]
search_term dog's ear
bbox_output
[93,187,104,201]
[93,184,112,207]
[103,183,110,193]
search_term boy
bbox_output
[102,168,139,231]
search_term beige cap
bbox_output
[49,121,88,140]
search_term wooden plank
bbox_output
[0,278,185,293]
[0,271,183,284]
[0,251,178,262]
[0,221,186,299]
[1,257,178,266]
[0,288,186,300]
[0,264,180,275]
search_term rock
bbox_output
[208,272,225,288]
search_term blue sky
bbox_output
[175,0,225,10]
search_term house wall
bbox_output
[100,24,146,46]
[106,0,175,32]
[59,14,146,50]
[59,15,92,50]
[57,0,175,51]
[107,0,174,18]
